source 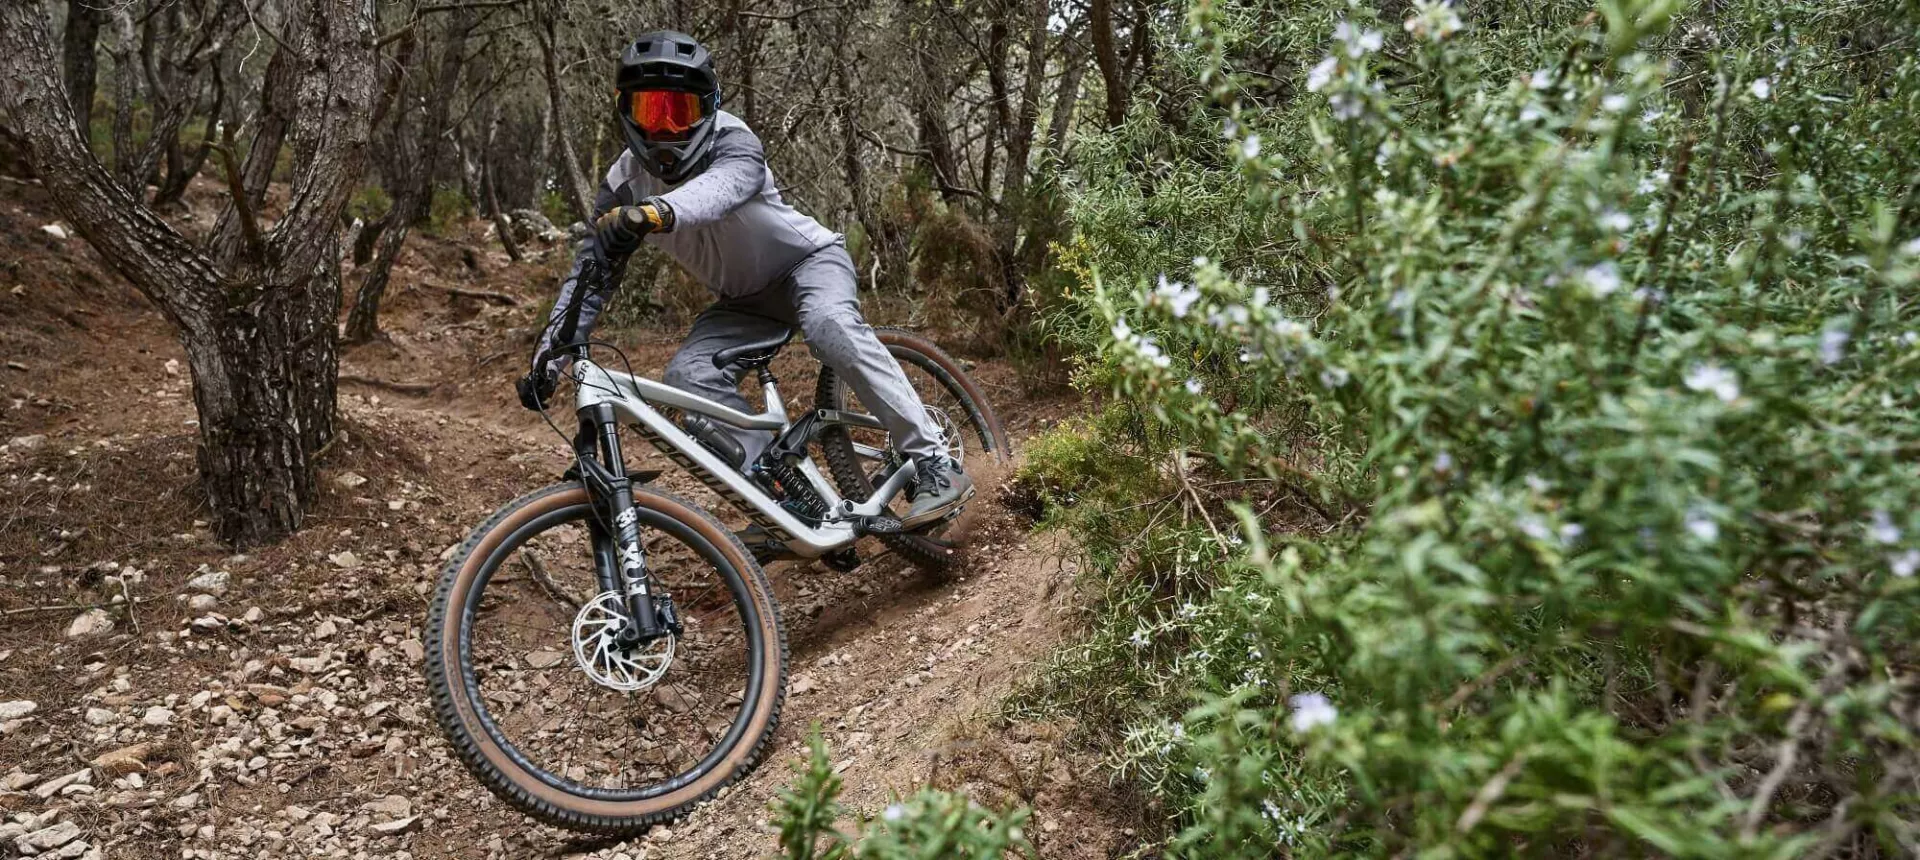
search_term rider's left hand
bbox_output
[591,200,673,257]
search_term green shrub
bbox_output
[424,184,469,235]
[346,184,393,223]
[1029,0,1920,855]
[772,729,1032,859]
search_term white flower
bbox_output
[1111,318,1132,342]
[1319,366,1350,388]
[1820,326,1850,366]
[1597,210,1632,233]
[1524,474,1551,494]
[1154,275,1202,318]
[1892,550,1920,578]
[1185,378,1204,395]
[883,803,908,823]
[1403,0,1462,41]
[1602,94,1629,112]
[1868,510,1902,545]
[1270,317,1308,340]
[1433,451,1455,474]
[1901,237,1920,256]
[1685,506,1720,543]
[1529,69,1553,90]
[1330,92,1365,120]
[1307,56,1338,92]
[1288,692,1338,733]
[1334,20,1384,57]
[1262,799,1284,822]
[1241,134,1263,159]
[1641,108,1663,125]
[1177,602,1199,621]
[1559,522,1586,545]
[1221,117,1239,139]
[1581,262,1623,296]
[1517,514,1551,542]
[1684,363,1740,402]
[1749,77,1772,100]
[1129,628,1151,648]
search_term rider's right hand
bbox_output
[517,367,558,411]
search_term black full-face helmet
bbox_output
[616,31,722,185]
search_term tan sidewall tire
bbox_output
[425,483,786,834]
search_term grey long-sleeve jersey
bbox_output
[536,111,841,363]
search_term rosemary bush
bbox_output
[1023,0,1920,855]
[772,730,1032,859]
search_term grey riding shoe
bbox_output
[902,456,973,529]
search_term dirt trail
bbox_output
[0,178,1141,858]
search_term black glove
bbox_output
[517,367,558,411]
[591,200,673,257]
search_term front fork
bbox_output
[573,404,667,643]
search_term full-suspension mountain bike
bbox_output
[424,256,1009,833]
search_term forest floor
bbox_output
[0,174,1149,859]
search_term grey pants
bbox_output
[663,244,943,465]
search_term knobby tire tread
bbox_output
[424,481,787,835]
[814,327,1011,574]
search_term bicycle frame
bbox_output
[571,358,919,559]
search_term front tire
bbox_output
[424,482,786,834]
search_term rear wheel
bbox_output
[424,482,786,834]
[814,327,1011,573]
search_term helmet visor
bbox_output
[629,90,704,140]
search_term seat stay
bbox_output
[573,360,913,558]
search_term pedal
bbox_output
[903,507,966,535]
[851,514,905,536]
[822,547,861,572]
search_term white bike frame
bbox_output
[571,358,918,558]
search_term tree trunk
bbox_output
[537,8,593,223]
[528,95,552,210]
[207,11,302,263]
[61,0,103,137]
[107,6,140,193]
[1089,0,1128,128]
[482,109,523,262]
[346,9,471,342]
[980,10,1011,200]
[913,27,964,205]
[1,0,377,546]
[154,62,224,208]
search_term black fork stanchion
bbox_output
[577,402,666,642]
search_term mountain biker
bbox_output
[516,29,969,529]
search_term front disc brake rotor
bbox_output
[571,591,673,692]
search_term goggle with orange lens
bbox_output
[628,90,704,138]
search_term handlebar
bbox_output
[531,236,619,375]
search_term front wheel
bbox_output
[424,482,786,834]
[815,327,1012,573]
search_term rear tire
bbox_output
[815,327,1011,573]
[424,482,786,834]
